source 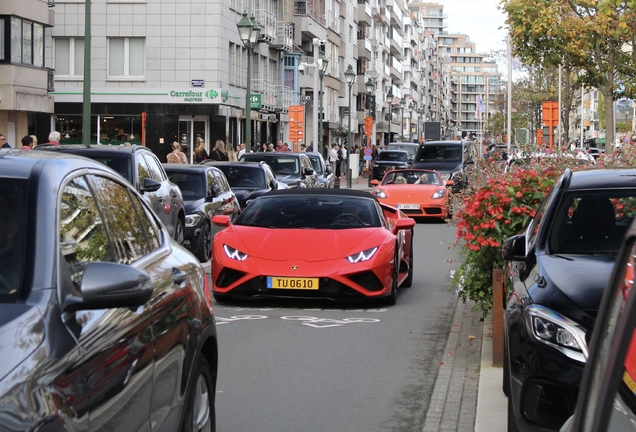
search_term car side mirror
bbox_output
[270,179,278,190]
[139,177,161,193]
[326,165,333,174]
[464,158,475,165]
[370,179,379,185]
[303,167,314,176]
[502,234,527,261]
[445,180,455,186]
[212,215,231,227]
[63,262,153,314]
[396,218,416,230]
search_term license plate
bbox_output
[266,277,319,290]
[398,204,420,210]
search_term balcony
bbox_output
[358,38,372,59]
[252,79,277,111]
[270,22,294,52]
[275,85,294,113]
[254,9,277,42]
[294,1,326,26]
[357,1,372,26]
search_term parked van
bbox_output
[387,142,419,165]
[412,140,475,191]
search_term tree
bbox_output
[500,0,636,149]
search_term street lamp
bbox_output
[416,107,422,143]
[365,78,375,147]
[344,65,356,152]
[236,12,261,152]
[407,102,413,142]
[318,52,329,156]
[400,97,406,141]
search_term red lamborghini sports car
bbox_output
[370,169,454,220]
[211,189,416,305]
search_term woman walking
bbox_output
[194,139,209,163]
[166,141,187,163]
[208,140,229,161]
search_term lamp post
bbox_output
[236,12,261,153]
[400,97,406,141]
[416,108,422,143]
[318,53,329,156]
[407,102,413,142]
[386,88,393,143]
[344,65,356,151]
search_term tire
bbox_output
[184,356,215,432]
[195,223,212,263]
[384,249,399,305]
[174,218,185,245]
[402,233,414,288]
[508,393,519,432]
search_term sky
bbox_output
[441,0,508,56]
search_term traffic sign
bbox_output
[364,116,373,137]
[364,147,372,156]
[249,94,262,109]
[363,156,372,161]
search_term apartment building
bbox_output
[0,0,55,147]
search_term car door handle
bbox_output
[172,268,187,285]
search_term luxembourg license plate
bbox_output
[266,277,319,290]
[398,204,420,210]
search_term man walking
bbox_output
[20,135,34,150]
[0,133,10,148]
[237,142,246,159]
[45,131,61,145]
[328,144,339,175]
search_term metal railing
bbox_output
[294,1,326,26]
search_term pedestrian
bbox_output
[300,143,306,151]
[208,140,229,161]
[259,143,267,152]
[340,144,348,176]
[194,139,209,163]
[328,143,338,175]
[0,133,10,149]
[226,141,237,161]
[282,143,290,152]
[166,141,187,163]
[30,135,38,148]
[336,145,345,178]
[237,142,246,159]
[275,140,284,151]
[45,131,61,146]
[267,143,274,151]
[20,135,34,150]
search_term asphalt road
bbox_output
[212,221,461,432]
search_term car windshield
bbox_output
[167,172,206,200]
[307,155,324,175]
[382,170,441,185]
[549,191,636,255]
[216,166,267,188]
[84,154,133,183]
[0,178,27,302]
[242,155,300,177]
[388,144,417,157]
[378,151,408,162]
[234,195,382,229]
[416,145,462,162]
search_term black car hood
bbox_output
[0,304,44,383]
[537,254,616,312]
[184,198,205,214]
[375,160,408,166]
[412,161,461,173]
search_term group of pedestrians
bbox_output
[328,143,348,178]
[0,131,59,150]
[167,138,248,164]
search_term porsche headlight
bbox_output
[525,305,588,363]
[431,189,446,199]
[223,244,248,261]
[346,247,378,263]
[373,189,387,199]
[185,214,202,227]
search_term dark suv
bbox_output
[371,150,409,180]
[239,152,319,188]
[206,161,288,208]
[412,140,475,190]
[502,168,636,431]
[36,145,186,243]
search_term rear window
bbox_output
[242,155,300,177]
[378,151,408,162]
[167,172,207,200]
[79,153,133,183]
[388,144,418,157]
[216,166,267,189]
[415,145,462,163]
[0,179,28,302]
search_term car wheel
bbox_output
[174,218,185,245]
[402,233,414,288]
[195,222,212,263]
[384,248,399,305]
[184,356,215,432]
[508,394,519,432]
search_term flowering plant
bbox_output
[452,150,599,315]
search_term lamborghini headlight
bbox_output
[223,244,248,261]
[346,247,379,263]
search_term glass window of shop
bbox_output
[53,115,142,145]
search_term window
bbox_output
[0,19,4,60]
[143,154,167,182]
[55,38,84,77]
[108,37,145,78]
[6,17,44,66]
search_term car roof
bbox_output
[567,168,636,190]
[205,160,267,169]
[0,148,121,175]
[163,164,220,173]
[388,142,419,146]
[419,141,463,146]
[380,150,408,155]
[265,188,374,199]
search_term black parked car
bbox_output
[412,140,475,191]
[0,149,217,431]
[371,150,409,180]
[36,144,186,243]
[239,152,320,188]
[305,151,335,188]
[205,161,288,209]
[164,164,241,262]
[502,168,636,432]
